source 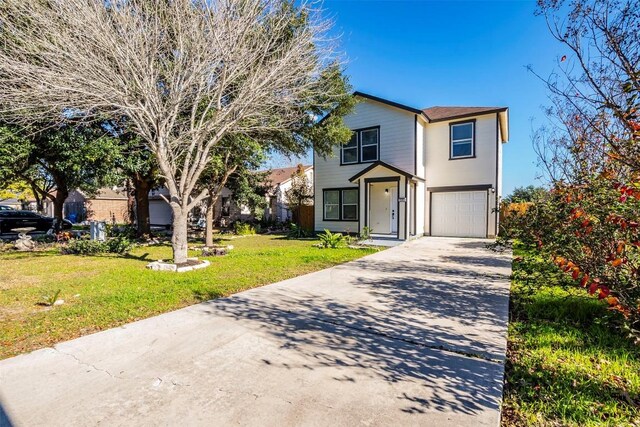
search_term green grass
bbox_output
[502,244,640,426]
[0,234,378,360]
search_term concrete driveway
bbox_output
[0,237,512,427]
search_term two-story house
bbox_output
[314,92,509,239]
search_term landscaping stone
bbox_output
[146,258,210,273]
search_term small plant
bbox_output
[287,223,309,239]
[40,289,61,307]
[318,229,344,249]
[233,221,260,236]
[359,226,373,241]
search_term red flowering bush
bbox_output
[514,122,640,340]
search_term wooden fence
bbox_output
[293,205,314,231]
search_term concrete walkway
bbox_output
[0,237,512,427]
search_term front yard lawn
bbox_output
[502,244,640,426]
[0,234,378,360]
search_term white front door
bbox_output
[390,187,398,234]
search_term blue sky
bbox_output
[271,0,565,196]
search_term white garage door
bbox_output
[431,191,487,238]
[149,200,173,226]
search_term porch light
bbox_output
[385,188,389,194]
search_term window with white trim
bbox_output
[323,188,359,221]
[450,122,474,158]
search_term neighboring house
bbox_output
[263,165,313,223]
[62,188,130,223]
[314,92,509,239]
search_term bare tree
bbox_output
[533,0,640,182]
[0,0,352,263]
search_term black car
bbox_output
[0,210,72,234]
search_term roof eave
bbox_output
[426,107,508,123]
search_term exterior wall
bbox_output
[415,180,425,236]
[314,99,415,233]
[86,199,129,223]
[424,113,500,237]
[415,118,426,178]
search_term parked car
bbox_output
[0,210,72,234]
[0,205,15,211]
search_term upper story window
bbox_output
[450,121,475,159]
[342,133,358,164]
[360,128,379,162]
[341,127,379,165]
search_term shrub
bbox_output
[508,178,640,341]
[317,229,344,249]
[287,223,309,239]
[233,221,260,235]
[61,236,134,255]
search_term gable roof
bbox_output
[348,161,424,183]
[353,92,509,142]
[422,106,508,122]
[353,91,425,115]
[263,165,312,187]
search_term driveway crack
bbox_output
[53,348,124,379]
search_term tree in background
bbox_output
[285,164,314,228]
[0,181,34,207]
[0,122,121,220]
[502,185,547,204]
[0,0,355,264]
[196,136,268,247]
[115,130,163,237]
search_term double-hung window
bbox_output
[341,133,358,164]
[450,121,474,159]
[323,188,359,221]
[341,127,379,164]
[360,128,379,162]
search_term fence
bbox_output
[293,205,314,231]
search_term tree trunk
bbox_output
[133,175,151,237]
[126,179,136,225]
[52,189,68,221]
[171,207,189,264]
[205,197,215,247]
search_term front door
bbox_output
[389,187,398,234]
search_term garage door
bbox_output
[431,191,487,238]
[149,200,173,226]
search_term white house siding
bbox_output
[415,118,427,178]
[314,99,415,233]
[424,113,499,237]
[415,180,425,236]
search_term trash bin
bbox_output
[90,221,107,241]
